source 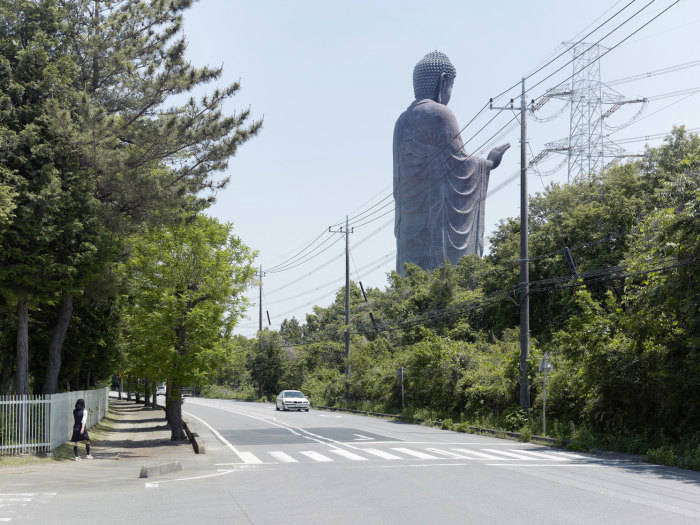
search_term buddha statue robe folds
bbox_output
[393,51,509,275]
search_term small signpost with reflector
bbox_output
[539,352,554,435]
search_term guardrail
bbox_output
[314,405,560,445]
[0,387,109,456]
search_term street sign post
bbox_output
[539,352,554,435]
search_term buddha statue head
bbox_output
[413,51,456,105]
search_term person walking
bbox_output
[71,399,93,461]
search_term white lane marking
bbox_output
[489,463,602,467]
[185,399,361,451]
[552,451,588,459]
[182,410,254,464]
[328,448,368,461]
[450,448,507,460]
[426,447,477,459]
[269,451,298,463]
[362,448,402,460]
[0,499,30,503]
[238,452,263,464]
[391,447,439,460]
[300,451,333,462]
[481,449,537,460]
[0,494,55,497]
[353,434,373,441]
[452,448,507,461]
[143,469,235,488]
[507,449,568,461]
[0,518,12,522]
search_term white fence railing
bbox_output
[0,387,109,456]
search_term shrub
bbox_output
[518,425,532,442]
[502,407,528,432]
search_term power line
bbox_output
[261,2,674,283]
[267,234,343,274]
[607,58,700,86]
[530,1,681,100]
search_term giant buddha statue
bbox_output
[393,51,510,275]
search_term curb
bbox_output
[139,461,182,478]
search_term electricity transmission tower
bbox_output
[538,42,646,182]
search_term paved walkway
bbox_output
[0,396,200,488]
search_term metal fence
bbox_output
[0,387,109,456]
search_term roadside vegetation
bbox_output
[1,2,697,469]
[203,129,700,470]
[0,0,259,441]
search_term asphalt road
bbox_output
[3,397,700,524]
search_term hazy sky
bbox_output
[181,0,700,337]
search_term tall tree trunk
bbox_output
[151,380,157,409]
[126,375,132,401]
[144,377,151,407]
[43,294,73,394]
[118,376,122,400]
[15,293,29,394]
[166,379,184,441]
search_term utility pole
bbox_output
[490,79,530,410]
[329,216,353,403]
[519,78,530,411]
[258,265,265,333]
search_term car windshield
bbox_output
[284,391,304,398]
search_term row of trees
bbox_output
[213,129,698,461]
[0,0,260,437]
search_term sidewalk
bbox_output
[0,395,203,489]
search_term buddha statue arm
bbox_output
[487,143,511,169]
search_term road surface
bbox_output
[2,397,699,524]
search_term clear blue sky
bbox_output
[181,0,700,337]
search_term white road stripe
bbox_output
[450,448,507,460]
[481,449,537,460]
[300,451,333,462]
[362,448,402,460]
[269,451,298,463]
[426,448,473,459]
[507,449,568,461]
[552,451,588,460]
[238,451,263,464]
[328,448,368,461]
[391,447,439,460]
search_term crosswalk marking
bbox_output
[391,447,439,460]
[426,448,472,459]
[363,448,402,460]
[481,449,537,460]
[449,448,507,460]
[225,446,581,465]
[328,449,368,461]
[238,451,263,464]
[300,451,333,462]
[269,451,298,463]
[553,451,587,460]
[507,449,567,461]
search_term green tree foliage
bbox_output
[218,129,698,461]
[0,0,260,394]
[120,215,254,439]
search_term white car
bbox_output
[156,384,166,396]
[276,390,310,412]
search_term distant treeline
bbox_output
[209,128,699,468]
